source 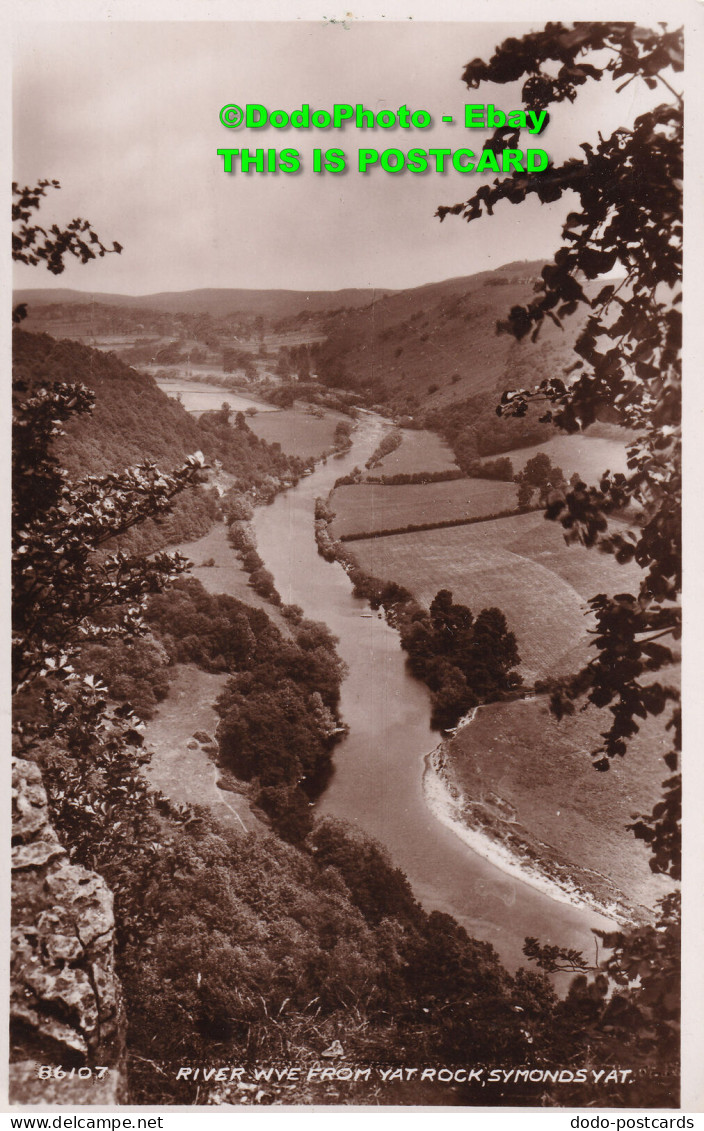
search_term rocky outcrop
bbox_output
[10,757,127,1105]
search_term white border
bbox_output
[3,0,702,1121]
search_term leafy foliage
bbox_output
[423,385,556,468]
[596,891,680,1063]
[11,179,679,1106]
[523,890,679,1083]
[439,20,682,880]
[437,22,681,1096]
[75,636,172,720]
[366,429,402,469]
[8,178,552,1103]
[215,627,347,789]
[12,179,122,280]
[376,587,521,729]
[11,355,208,940]
[146,577,261,673]
[12,374,204,692]
[147,577,347,792]
[256,783,314,845]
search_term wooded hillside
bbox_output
[13,329,305,551]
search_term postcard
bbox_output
[7,0,702,1117]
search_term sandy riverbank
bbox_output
[422,718,647,930]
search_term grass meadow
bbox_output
[502,433,631,481]
[173,523,292,635]
[330,478,518,538]
[247,406,348,459]
[349,511,645,683]
[370,428,458,476]
[343,431,676,917]
[143,665,262,835]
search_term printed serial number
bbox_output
[37,1066,109,1080]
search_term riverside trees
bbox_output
[400,588,521,729]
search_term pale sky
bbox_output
[12,15,672,295]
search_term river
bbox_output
[253,412,614,972]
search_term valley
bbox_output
[12,254,678,1105]
[135,369,666,944]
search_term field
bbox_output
[349,511,645,682]
[154,377,276,416]
[247,406,349,459]
[143,524,293,832]
[502,433,631,481]
[443,693,676,914]
[143,665,262,835]
[345,439,676,919]
[371,428,458,476]
[505,513,644,602]
[330,478,517,538]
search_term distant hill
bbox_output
[312,259,590,413]
[13,284,396,321]
[15,259,604,429]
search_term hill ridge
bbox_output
[12,258,547,320]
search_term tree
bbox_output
[222,347,237,373]
[12,180,121,321]
[439,20,682,881]
[275,348,292,379]
[515,451,566,508]
[12,385,205,691]
[399,589,520,729]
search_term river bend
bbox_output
[253,413,613,970]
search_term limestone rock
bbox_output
[10,757,127,1105]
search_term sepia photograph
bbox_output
[7,2,697,1113]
